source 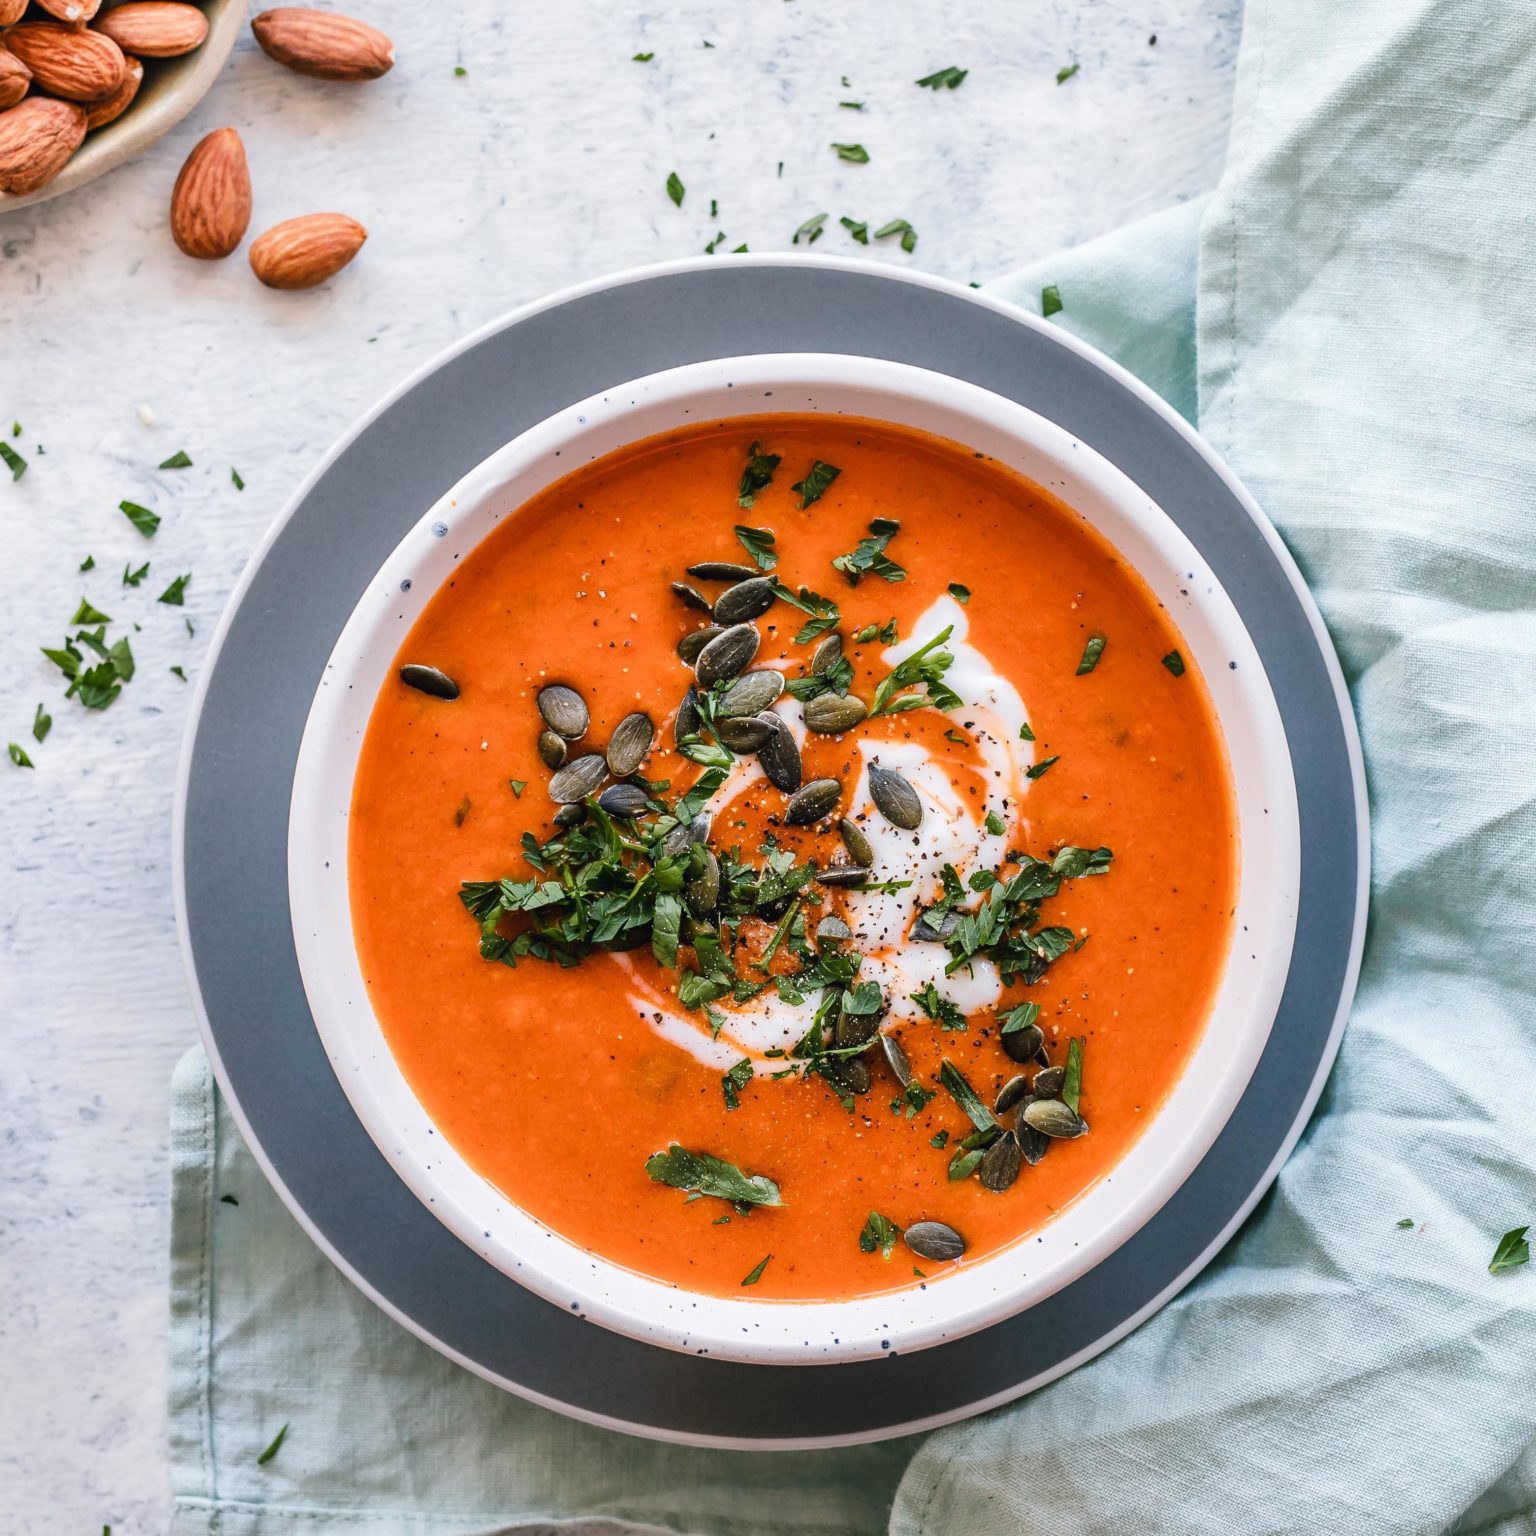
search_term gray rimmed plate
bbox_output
[173,255,1368,1448]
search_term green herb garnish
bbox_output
[770,581,840,643]
[122,562,150,588]
[793,212,828,245]
[120,500,160,537]
[839,100,864,111]
[1026,755,1059,779]
[1077,633,1106,674]
[737,445,781,510]
[859,1210,901,1259]
[1162,650,1186,677]
[915,65,968,89]
[257,1424,288,1465]
[1490,1226,1531,1274]
[231,468,245,490]
[508,779,527,798]
[939,1060,997,1132]
[1056,62,1080,84]
[646,1144,782,1208]
[832,143,870,164]
[158,573,190,606]
[910,981,966,1031]
[873,218,917,253]
[832,516,904,583]
[1041,284,1063,318]
[984,809,1006,836]
[868,626,960,718]
[79,555,95,571]
[1,442,26,480]
[72,599,111,625]
[722,1057,753,1110]
[947,582,970,604]
[1396,1217,1415,1229]
[840,216,869,244]
[633,51,654,61]
[1000,1000,1042,1035]
[159,450,192,470]
[666,171,685,207]
[1019,721,1036,741]
[170,665,188,682]
[741,1254,772,1286]
[1062,1037,1084,1114]
[792,459,841,508]
[32,703,51,743]
[8,742,34,768]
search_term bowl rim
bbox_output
[0,0,249,215]
[285,348,1303,1365]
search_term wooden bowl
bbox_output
[0,0,248,214]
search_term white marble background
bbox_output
[0,2,1238,1529]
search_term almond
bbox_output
[94,2,209,58]
[0,49,30,113]
[0,0,27,25]
[0,96,87,195]
[34,0,104,21]
[249,212,367,289]
[2,22,125,102]
[170,126,251,259]
[252,8,393,82]
[85,53,142,129]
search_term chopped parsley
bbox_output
[859,1211,901,1259]
[910,980,966,1030]
[666,171,685,207]
[792,460,842,508]
[793,212,828,245]
[947,582,970,604]
[257,1423,289,1465]
[120,500,160,537]
[1000,1000,1042,1035]
[453,64,466,76]
[1,441,26,480]
[741,1254,772,1286]
[840,216,870,244]
[874,218,918,253]
[1077,633,1106,674]
[8,742,34,768]
[231,468,245,490]
[868,626,960,717]
[737,444,781,510]
[1056,62,1081,84]
[1041,284,1063,318]
[508,779,527,798]
[632,51,654,61]
[939,1060,997,1132]
[122,561,150,588]
[1062,1036,1084,1113]
[853,618,898,644]
[646,1144,782,1208]
[170,665,188,682]
[1162,650,1186,677]
[1490,1226,1530,1275]
[79,555,95,571]
[915,65,968,89]
[839,100,864,111]
[1026,755,1059,779]
[158,573,191,606]
[1018,720,1036,741]
[832,143,870,164]
[1396,1217,1415,1230]
[72,599,111,626]
[832,517,904,583]
[722,1057,753,1110]
[32,703,51,743]
[158,450,192,470]
[984,809,1007,836]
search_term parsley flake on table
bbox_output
[158,450,192,470]
[123,561,150,588]
[1041,284,1064,317]
[257,1423,289,1465]
[1490,1226,1530,1274]
[666,171,685,207]
[916,65,968,89]
[873,217,918,253]
[32,703,51,743]
[231,468,245,490]
[793,212,828,244]
[832,143,870,163]
[1057,62,1081,84]
[158,573,191,605]
[8,742,34,768]
[633,51,653,61]
[0,441,26,480]
[840,216,870,244]
[120,500,160,537]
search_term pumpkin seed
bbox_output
[838,817,875,867]
[554,803,587,828]
[675,684,701,745]
[399,663,459,699]
[660,815,707,857]
[1022,1099,1088,1139]
[816,914,852,942]
[756,711,802,792]
[537,684,589,740]
[717,714,775,752]
[803,692,868,734]
[904,1221,966,1262]
[784,777,842,825]
[671,580,713,614]
[1032,1065,1066,1099]
[696,623,761,686]
[685,847,721,914]
[1001,1021,1046,1063]
[711,575,777,626]
[912,906,962,942]
[548,753,607,803]
[881,1031,912,1086]
[978,1132,1023,1192]
[994,1075,1031,1115]
[832,1057,871,1096]
[836,1005,880,1050]
[687,560,758,582]
[811,632,843,674]
[717,668,784,718]
[677,625,724,665]
[597,782,649,818]
[868,763,923,830]
[606,711,655,777]
[1017,1114,1051,1166]
[817,863,872,887]
[537,729,568,770]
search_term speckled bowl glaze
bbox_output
[288,353,1301,1366]
[0,0,247,215]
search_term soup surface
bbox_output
[349,414,1237,1301]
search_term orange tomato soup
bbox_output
[349,415,1237,1301]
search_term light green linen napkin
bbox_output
[170,0,1536,1529]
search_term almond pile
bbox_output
[1,4,389,289]
[0,1,211,195]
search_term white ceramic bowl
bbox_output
[0,0,248,215]
[289,354,1301,1365]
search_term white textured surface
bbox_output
[0,3,1236,1530]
